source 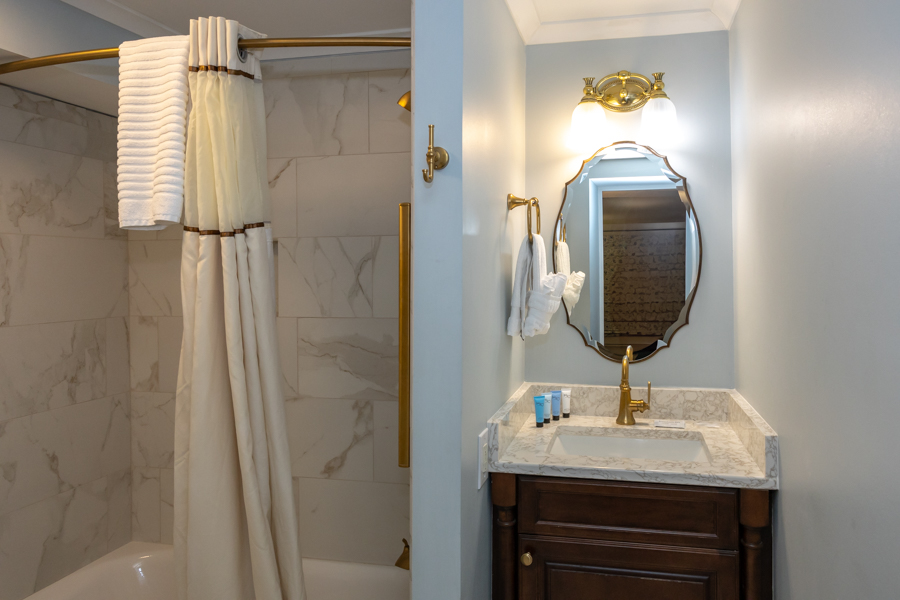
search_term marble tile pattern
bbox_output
[264,73,368,158]
[0,99,116,163]
[131,393,175,469]
[488,383,779,490]
[0,87,131,600]
[296,318,399,401]
[293,477,409,566]
[278,237,376,318]
[268,65,410,567]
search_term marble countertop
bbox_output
[487,383,779,490]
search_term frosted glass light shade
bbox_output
[640,96,678,143]
[571,100,607,152]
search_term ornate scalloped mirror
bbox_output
[554,142,701,362]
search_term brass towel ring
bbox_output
[508,194,541,243]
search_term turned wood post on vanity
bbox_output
[739,489,773,600]
[492,474,773,600]
[492,473,518,600]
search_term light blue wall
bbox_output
[460,0,526,595]
[730,0,900,597]
[411,0,525,597]
[523,32,734,388]
[410,0,464,595]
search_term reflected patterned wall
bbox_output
[603,229,686,339]
[0,85,131,600]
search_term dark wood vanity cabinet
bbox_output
[492,474,772,600]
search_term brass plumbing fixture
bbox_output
[507,194,541,243]
[615,345,652,425]
[397,91,412,112]
[422,125,449,183]
[394,538,410,570]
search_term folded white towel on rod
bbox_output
[117,35,190,230]
[507,235,533,338]
[555,240,585,314]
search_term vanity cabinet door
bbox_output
[518,534,739,600]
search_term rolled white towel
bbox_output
[563,271,585,314]
[117,35,190,230]
[555,241,584,314]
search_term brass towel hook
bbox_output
[422,125,449,183]
[508,194,541,243]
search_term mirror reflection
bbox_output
[555,143,701,362]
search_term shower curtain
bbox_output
[174,17,305,600]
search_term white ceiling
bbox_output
[61,0,411,39]
[504,0,743,44]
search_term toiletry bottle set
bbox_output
[534,388,571,427]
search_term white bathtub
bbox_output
[27,542,410,600]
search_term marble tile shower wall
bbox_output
[126,68,411,566]
[0,85,130,600]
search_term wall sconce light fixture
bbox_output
[571,71,677,146]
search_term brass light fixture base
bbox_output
[592,71,656,113]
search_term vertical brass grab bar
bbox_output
[398,203,411,468]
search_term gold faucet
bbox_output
[616,346,652,425]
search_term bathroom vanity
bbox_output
[487,383,778,600]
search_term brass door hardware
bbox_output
[507,194,541,243]
[394,538,410,570]
[615,345,652,425]
[422,125,449,183]
[520,552,533,566]
[398,203,411,468]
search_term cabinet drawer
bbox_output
[518,534,738,600]
[518,476,738,550]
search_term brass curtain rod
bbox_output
[0,37,411,76]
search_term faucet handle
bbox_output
[646,381,651,410]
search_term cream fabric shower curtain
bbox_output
[174,17,305,600]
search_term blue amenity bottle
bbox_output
[533,395,545,428]
[551,391,561,421]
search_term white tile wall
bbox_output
[294,478,410,566]
[294,153,410,237]
[264,73,369,158]
[0,86,129,600]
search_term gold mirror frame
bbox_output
[554,141,703,363]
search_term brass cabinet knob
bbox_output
[520,552,533,566]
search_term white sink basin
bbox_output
[549,430,710,463]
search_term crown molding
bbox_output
[504,0,744,45]
[60,0,179,37]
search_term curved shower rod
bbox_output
[0,37,411,76]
